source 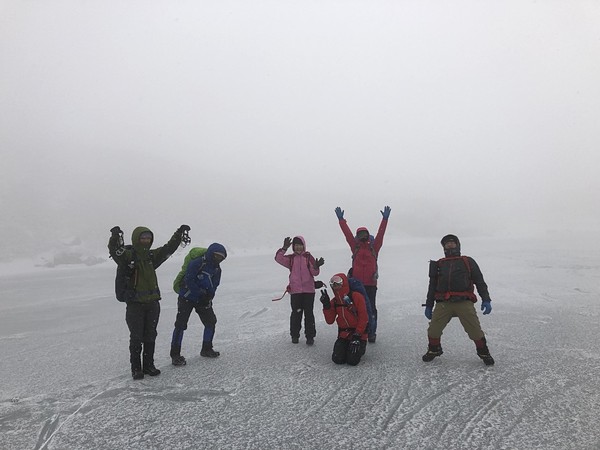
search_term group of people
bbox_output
[109,205,495,380]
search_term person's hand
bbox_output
[178,225,191,233]
[349,334,361,354]
[319,290,331,309]
[481,301,492,315]
[110,226,122,236]
[381,206,391,220]
[283,237,292,250]
[424,306,433,320]
[315,257,325,268]
[314,280,325,289]
[335,207,344,220]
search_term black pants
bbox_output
[365,285,378,336]
[126,301,160,369]
[331,337,367,366]
[171,298,217,353]
[290,293,316,339]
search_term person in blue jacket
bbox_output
[170,243,227,366]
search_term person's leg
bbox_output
[365,285,378,342]
[198,306,219,357]
[142,301,161,375]
[125,302,144,379]
[456,302,495,365]
[332,338,348,364]
[423,302,453,362]
[302,293,316,344]
[290,294,303,343]
[170,298,193,365]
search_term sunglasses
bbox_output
[329,275,343,289]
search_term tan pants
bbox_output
[427,301,485,341]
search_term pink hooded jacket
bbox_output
[274,236,320,294]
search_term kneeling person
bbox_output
[320,273,369,366]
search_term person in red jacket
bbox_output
[334,206,390,343]
[320,273,369,366]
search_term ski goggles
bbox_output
[329,275,343,289]
[139,232,153,241]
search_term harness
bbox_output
[434,256,476,302]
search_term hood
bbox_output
[355,227,369,236]
[441,234,461,257]
[331,272,350,299]
[206,242,227,264]
[292,235,307,252]
[132,226,153,252]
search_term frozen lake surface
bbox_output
[1,237,599,449]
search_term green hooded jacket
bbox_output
[108,226,183,303]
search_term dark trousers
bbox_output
[171,298,217,355]
[290,293,316,339]
[365,285,378,336]
[126,301,160,369]
[331,337,367,366]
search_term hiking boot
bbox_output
[306,337,314,346]
[132,369,144,380]
[171,355,187,366]
[368,334,376,343]
[200,348,220,358]
[143,365,161,376]
[291,337,299,344]
[422,345,443,362]
[477,347,495,366]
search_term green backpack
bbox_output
[173,247,208,293]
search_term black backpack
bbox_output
[115,245,137,302]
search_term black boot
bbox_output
[170,346,187,366]
[200,341,220,358]
[142,342,161,376]
[476,339,495,366]
[422,344,443,362]
[130,343,144,379]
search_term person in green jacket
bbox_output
[108,224,190,380]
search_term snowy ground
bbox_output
[1,236,599,450]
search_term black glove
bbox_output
[349,334,361,354]
[178,225,191,248]
[314,280,325,289]
[110,226,122,236]
[283,237,292,250]
[319,289,331,309]
[315,257,325,268]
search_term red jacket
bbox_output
[338,217,388,286]
[323,273,369,340]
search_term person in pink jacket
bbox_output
[275,236,325,345]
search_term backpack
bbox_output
[350,235,379,281]
[347,277,376,335]
[115,245,137,302]
[173,247,208,293]
[431,256,476,302]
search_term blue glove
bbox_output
[381,206,391,220]
[481,301,492,315]
[335,207,344,220]
[424,306,433,320]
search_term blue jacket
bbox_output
[180,243,227,303]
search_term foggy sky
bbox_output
[2,1,600,260]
